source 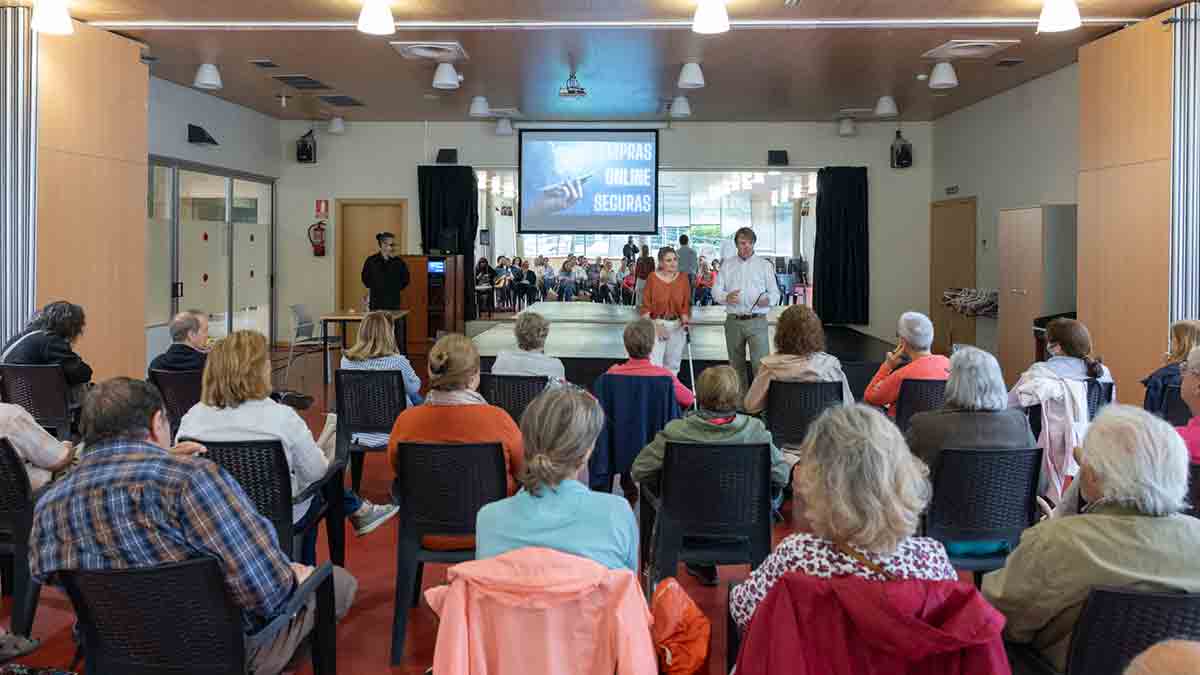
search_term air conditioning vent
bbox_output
[274,75,332,90]
[923,39,1019,60]
[996,58,1025,68]
[249,58,279,69]
[319,95,365,107]
[389,41,470,62]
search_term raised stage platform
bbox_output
[502,301,786,325]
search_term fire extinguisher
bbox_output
[308,221,326,257]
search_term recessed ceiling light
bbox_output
[1038,0,1082,33]
[692,0,730,34]
[357,0,395,35]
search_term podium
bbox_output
[398,255,465,355]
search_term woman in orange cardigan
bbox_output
[388,333,524,548]
[639,246,692,375]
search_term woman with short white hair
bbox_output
[729,404,957,629]
[491,311,567,383]
[984,405,1200,673]
[864,312,950,417]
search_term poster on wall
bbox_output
[314,199,329,219]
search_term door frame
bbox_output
[333,198,409,315]
[929,196,978,353]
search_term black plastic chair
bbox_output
[643,442,772,594]
[389,442,507,665]
[59,557,338,675]
[840,361,880,401]
[148,369,203,440]
[1188,463,1200,519]
[186,439,347,566]
[765,381,843,448]
[0,364,74,440]
[478,373,549,426]
[894,378,947,431]
[335,369,408,494]
[1086,379,1115,420]
[1162,385,1192,427]
[0,440,40,637]
[1010,586,1200,675]
[924,447,1043,585]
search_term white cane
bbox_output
[685,325,698,411]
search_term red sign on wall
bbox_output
[315,199,329,219]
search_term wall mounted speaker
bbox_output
[767,150,788,166]
[187,124,218,145]
[436,148,458,164]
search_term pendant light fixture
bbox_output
[837,118,857,137]
[193,63,223,90]
[692,0,729,34]
[928,62,959,89]
[469,96,491,117]
[357,0,396,35]
[1037,0,1082,33]
[31,0,74,34]
[678,62,706,89]
[874,95,899,118]
[328,117,346,135]
[669,96,692,118]
[496,118,514,136]
[432,63,463,90]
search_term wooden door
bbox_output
[929,198,978,355]
[998,208,1044,386]
[335,200,407,344]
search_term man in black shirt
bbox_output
[360,232,409,310]
[148,310,209,375]
[622,236,638,265]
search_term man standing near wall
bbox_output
[713,227,779,392]
[361,232,409,311]
[676,234,698,290]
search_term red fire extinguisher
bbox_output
[308,221,327,257]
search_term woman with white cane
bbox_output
[639,246,692,376]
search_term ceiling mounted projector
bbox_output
[559,72,587,98]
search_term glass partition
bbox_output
[232,179,272,336]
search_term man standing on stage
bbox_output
[713,227,779,392]
[361,232,409,310]
[623,236,638,266]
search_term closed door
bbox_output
[929,198,977,355]
[998,208,1044,385]
[336,201,407,344]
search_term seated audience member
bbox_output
[694,256,714,306]
[491,312,566,383]
[983,405,1200,673]
[1144,320,1200,414]
[632,365,790,586]
[729,404,956,629]
[340,311,424,449]
[536,256,556,298]
[744,305,853,417]
[572,257,591,298]
[596,260,618,304]
[148,309,210,374]
[864,311,950,417]
[30,378,357,674]
[558,259,577,302]
[388,334,525,548]
[178,331,398,558]
[605,319,695,409]
[1,300,93,389]
[514,261,538,305]
[476,387,637,571]
[1176,347,1200,463]
[1125,641,1200,675]
[474,257,496,288]
[0,403,74,490]
[1010,317,1113,501]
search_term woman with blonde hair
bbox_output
[388,333,525,549]
[476,386,637,570]
[178,331,398,562]
[729,404,956,629]
[1144,320,1200,414]
[341,311,423,449]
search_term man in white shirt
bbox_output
[713,227,780,392]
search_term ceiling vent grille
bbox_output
[389,41,470,61]
[248,58,279,69]
[922,39,1019,60]
[274,75,332,90]
[319,95,365,107]
[996,58,1026,68]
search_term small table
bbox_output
[320,310,409,410]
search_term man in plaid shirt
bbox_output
[30,378,356,673]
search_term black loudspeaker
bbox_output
[436,148,458,164]
[767,150,788,166]
[296,131,316,164]
[187,124,218,145]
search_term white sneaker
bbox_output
[350,501,399,537]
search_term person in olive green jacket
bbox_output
[632,364,792,586]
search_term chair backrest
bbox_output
[148,369,203,438]
[188,440,293,552]
[59,557,246,675]
[840,361,880,401]
[894,378,947,431]
[660,442,772,540]
[1086,379,1115,420]
[0,440,33,538]
[1188,463,1200,519]
[765,381,843,448]
[392,442,507,538]
[478,373,548,426]
[1065,586,1200,675]
[290,304,316,340]
[1163,385,1193,427]
[925,448,1043,549]
[0,364,71,435]
[335,369,408,438]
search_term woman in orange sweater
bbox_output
[639,246,692,375]
[388,333,525,548]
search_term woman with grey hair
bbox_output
[984,405,1200,673]
[864,311,950,418]
[729,404,957,629]
[476,386,637,570]
[490,311,567,383]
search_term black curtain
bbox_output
[813,167,869,325]
[418,165,480,317]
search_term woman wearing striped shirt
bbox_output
[340,312,424,449]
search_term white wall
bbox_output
[932,64,1080,352]
[148,77,281,178]
[277,120,933,342]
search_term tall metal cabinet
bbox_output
[997,205,1078,385]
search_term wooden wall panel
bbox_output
[36,23,148,380]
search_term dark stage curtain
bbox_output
[814,166,869,325]
[418,165,480,317]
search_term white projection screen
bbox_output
[518,129,659,234]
